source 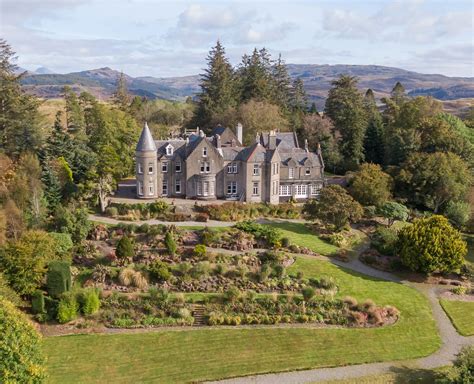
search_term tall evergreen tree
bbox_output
[271,54,291,111]
[363,89,385,164]
[238,48,274,103]
[113,71,130,111]
[0,39,43,158]
[63,86,85,133]
[325,75,368,170]
[194,41,236,130]
[391,81,406,105]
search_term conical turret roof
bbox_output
[136,122,156,152]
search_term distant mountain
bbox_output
[20,64,473,113]
[34,66,55,75]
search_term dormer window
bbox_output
[203,147,207,157]
[166,144,174,156]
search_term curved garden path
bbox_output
[207,256,474,384]
[87,215,473,382]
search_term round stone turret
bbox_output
[136,122,158,198]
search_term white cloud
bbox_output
[235,22,297,44]
[178,4,239,29]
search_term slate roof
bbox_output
[136,122,157,152]
[154,139,187,159]
[221,146,245,161]
[261,132,299,150]
[279,149,323,167]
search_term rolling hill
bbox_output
[21,64,473,113]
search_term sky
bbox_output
[1,0,473,78]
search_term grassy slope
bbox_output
[440,300,474,336]
[44,257,440,384]
[266,222,339,255]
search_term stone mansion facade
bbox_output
[135,122,325,203]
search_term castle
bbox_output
[135,122,325,203]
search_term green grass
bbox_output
[265,221,339,255]
[440,299,474,336]
[44,257,440,383]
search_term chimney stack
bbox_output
[268,130,277,150]
[236,123,243,145]
[304,139,309,152]
[316,142,322,155]
[215,134,221,148]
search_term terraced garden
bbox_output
[44,256,440,383]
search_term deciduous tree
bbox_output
[348,163,392,206]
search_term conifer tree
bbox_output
[0,39,43,158]
[238,48,274,102]
[113,71,130,111]
[325,75,368,170]
[363,89,385,164]
[194,41,236,130]
[391,81,406,105]
[290,78,308,112]
[63,86,85,133]
[271,54,291,111]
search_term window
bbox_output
[138,163,143,174]
[289,167,294,179]
[162,180,168,196]
[148,184,154,196]
[166,144,173,156]
[175,161,181,173]
[148,162,154,174]
[279,184,291,196]
[197,182,202,196]
[272,163,279,175]
[272,181,279,195]
[295,184,308,197]
[138,181,143,195]
[200,161,210,173]
[311,184,322,196]
[162,162,168,173]
[175,179,181,194]
[227,163,238,174]
[202,147,207,157]
[227,181,237,195]
[252,182,259,196]
[305,167,311,176]
[253,164,260,176]
[203,181,209,195]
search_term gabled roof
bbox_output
[261,131,299,150]
[136,122,157,152]
[155,139,186,159]
[242,143,266,162]
[279,149,323,167]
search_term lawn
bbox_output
[440,299,474,336]
[44,256,440,384]
[265,221,339,255]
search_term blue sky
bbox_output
[1,0,472,77]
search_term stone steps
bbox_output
[192,304,207,326]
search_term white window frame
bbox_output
[166,144,174,156]
[305,167,311,176]
[162,161,168,173]
[289,167,294,179]
[197,182,202,196]
[148,162,154,174]
[233,163,238,173]
[175,179,181,194]
[227,163,238,174]
[200,161,210,173]
[252,182,259,196]
[148,184,154,196]
[162,180,168,196]
[138,181,143,195]
[175,161,181,173]
[311,184,322,196]
[202,147,208,157]
[279,184,291,196]
[138,163,143,174]
[227,181,237,195]
[253,163,260,176]
[295,184,308,197]
[203,181,209,196]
